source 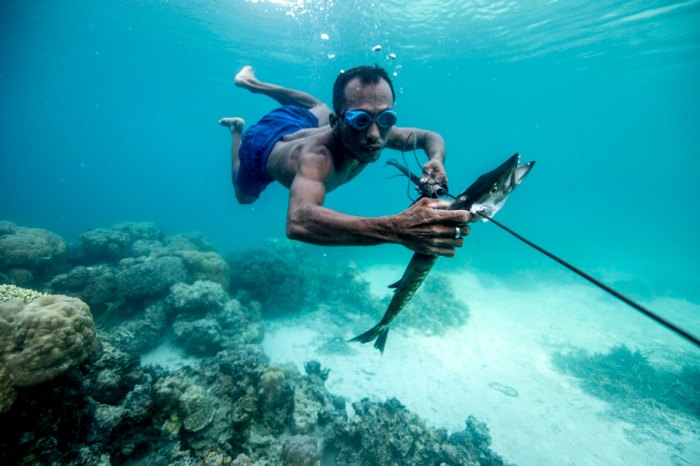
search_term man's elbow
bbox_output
[286,204,324,243]
[426,130,445,145]
[285,216,306,241]
[286,223,302,241]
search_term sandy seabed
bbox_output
[263,265,700,466]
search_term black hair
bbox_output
[332,65,396,115]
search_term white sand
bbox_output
[263,266,700,466]
[142,339,200,370]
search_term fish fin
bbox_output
[388,278,404,289]
[348,324,390,354]
[373,328,390,353]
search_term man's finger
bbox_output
[435,210,470,225]
[441,225,469,239]
[424,199,452,210]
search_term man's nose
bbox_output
[365,122,380,141]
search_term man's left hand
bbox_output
[420,159,448,189]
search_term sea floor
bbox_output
[263,266,700,466]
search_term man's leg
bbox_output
[235,66,331,125]
[218,117,256,204]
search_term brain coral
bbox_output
[0,293,100,412]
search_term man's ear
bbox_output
[329,113,338,128]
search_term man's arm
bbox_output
[285,149,469,257]
[387,127,449,187]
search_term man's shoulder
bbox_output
[291,127,336,159]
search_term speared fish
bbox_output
[350,154,535,353]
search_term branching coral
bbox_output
[0,284,46,304]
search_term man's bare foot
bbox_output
[218,117,245,133]
[234,66,258,89]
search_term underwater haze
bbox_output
[1,1,700,465]
[2,0,700,289]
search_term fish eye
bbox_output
[489,184,498,195]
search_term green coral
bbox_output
[553,345,700,427]
[0,284,46,304]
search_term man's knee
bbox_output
[234,186,257,204]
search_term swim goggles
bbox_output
[342,109,397,131]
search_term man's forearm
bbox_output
[421,130,446,163]
[286,204,397,246]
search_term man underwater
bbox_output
[219,65,470,257]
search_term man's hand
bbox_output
[420,159,448,189]
[393,198,470,257]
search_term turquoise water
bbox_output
[3,0,700,345]
[2,0,699,297]
[1,1,699,462]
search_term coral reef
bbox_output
[145,233,231,286]
[170,249,230,287]
[0,283,46,303]
[226,240,465,340]
[227,240,380,319]
[280,435,319,466]
[227,240,317,317]
[168,280,228,315]
[69,221,163,264]
[168,281,262,356]
[180,384,216,432]
[172,318,224,356]
[336,397,507,466]
[46,264,119,315]
[0,221,509,465]
[117,256,189,301]
[553,344,700,438]
[0,293,100,412]
[0,221,68,286]
[105,301,169,354]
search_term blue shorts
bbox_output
[237,105,319,199]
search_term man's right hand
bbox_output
[393,197,471,257]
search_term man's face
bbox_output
[337,77,394,164]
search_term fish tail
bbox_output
[349,323,391,354]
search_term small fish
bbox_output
[350,153,535,353]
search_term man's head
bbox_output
[331,65,397,164]
[332,65,396,115]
